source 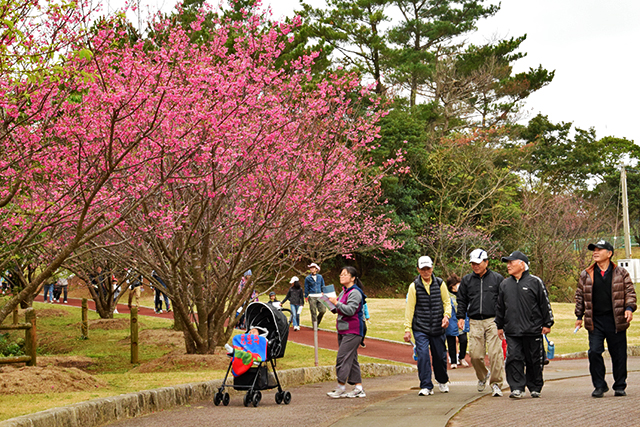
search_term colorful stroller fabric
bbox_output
[231,334,267,377]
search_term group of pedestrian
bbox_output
[400,241,636,400]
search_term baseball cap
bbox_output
[417,256,433,269]
[307,263,320,271]
[587,240,614,253]
[501,251,529,264]
[289,276,299,284]
[469,249,488,264]
[269,291,276,296]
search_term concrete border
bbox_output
[0,363,416,427]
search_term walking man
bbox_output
[404,256,451,396]
[305,263,326,327]
[575,240,636,397]
[496,251,554,399]
[456,249,505,396]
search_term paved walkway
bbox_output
[104,357,640,427]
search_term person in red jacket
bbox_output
[575,240,637,398]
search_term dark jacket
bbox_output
[495,271,554,336]
[282,286,304,306]
[457,269,504,320]
[304,274,325,297]
[575,263,637,332]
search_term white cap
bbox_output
[469,249,488,264]
[307,263,320,271]
[417,256,433,269]
[289,276,299,284]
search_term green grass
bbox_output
[0,301,397,421]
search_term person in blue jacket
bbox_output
[304,263,326,327]
[445,274,469,369]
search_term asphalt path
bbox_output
[104,358,640,427]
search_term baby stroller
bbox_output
[214,301,292,407]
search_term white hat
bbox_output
[289,276,299,284]
[469,249,488,264]
[307,263,320,271]
[417,256,433,269]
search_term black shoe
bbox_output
[614,390,626,397]
[592,387,609,398]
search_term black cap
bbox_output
[587,240,614,253]
[501,251,529,264]
[269,291,276,296]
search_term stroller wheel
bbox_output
[213,392,223,406]
[252,390,262,407]
[275,391,283,404]
[222,392,230,406]
[243,391,252,407]
[283,391,292,405]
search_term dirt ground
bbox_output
[0,324,228,394]
[0,364,108,394]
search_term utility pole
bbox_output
[622,166,632,259]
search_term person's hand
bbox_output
[441,316,449,328]
[625,310,634,323]
[574,319,583,331]
[328,297,338,305]
[404,331,412,343]
[457,319,465,330]
[542,327,551,335]
[497,329,504,340]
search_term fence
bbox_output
[0,307,37,366]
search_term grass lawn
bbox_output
[0,300,396,421]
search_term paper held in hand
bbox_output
[319,295,336,310]
[322,284,336,298]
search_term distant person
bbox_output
[282,276,304,331]
[456,249,505,396]
[404,256,451,396]
[267,291,281,309]
[575,240,637,397]
[445,274,469,369]
[304,263,326,327]
[152,271,171,314]
[360,302,370,348]
[59,276,69,303]
[126,268,144,308]
[326,266,367,398]
[43,278,55,303]
[495,251,554,399]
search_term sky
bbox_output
[109,0,640,144]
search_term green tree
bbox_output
[299,0,391,94]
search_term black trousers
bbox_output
[505,335,544,392]
[588,314,627,391]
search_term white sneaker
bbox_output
[477,371,491,392]
[450,363,457,369]
[460,358,469,367]
[346,388,366,398]
[327,388,347,398]
[491,384,503,397]
[114,309,119,314]
[418,388,434,396]
[438,383,449,393]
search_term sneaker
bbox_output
[460,358,469,367]
[477,371,491,392]
[418,388,434,396]
[64,300,68,303]
[360,342,366,348]
[327,388,348,398]
[438,383,449,393]
[530,391,541,398]
[614,390,626,397]
[509,390,524,399]
[114,309,119,314]
[592,387,609,398]
[491,384,503,397]
[167,307,172,312]
[346,388,366,398]
[450,364,457,369]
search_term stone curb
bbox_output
[0,363,416,427]
[555,344,640,360]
